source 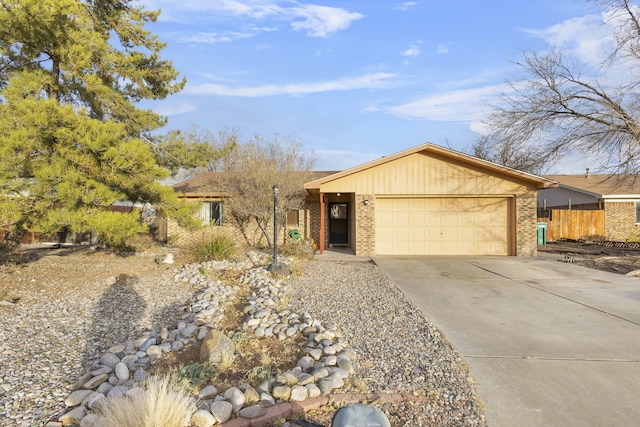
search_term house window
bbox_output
[286,210,299,228]
[636,202,640,223]
[200,201,223,226]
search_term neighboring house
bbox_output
[538,174,640,241]
[170,171,336,246]
[171,143,557,256]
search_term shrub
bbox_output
[92,375,196,427]
[177,362,216,391]
[89,211,147,252]
[280,238,316,260]
[185,231,238,263]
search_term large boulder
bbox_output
[199,330,235,365]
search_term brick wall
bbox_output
[301,200,320,244]
[354,194,375,256]
[169,198,322,249]
[167,217,243,248]
[516,191,538,256]
[604,201,639,241]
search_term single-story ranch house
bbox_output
[538,174,640,241]
[172,143,558,257]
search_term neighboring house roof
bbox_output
[305,143,558,191]
[174,170,339,198]
[543,174,640,198]
[173,171,226,198]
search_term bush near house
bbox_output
[184,229,239,263]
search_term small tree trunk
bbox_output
[0,219,29,254]
[255,219,272,247]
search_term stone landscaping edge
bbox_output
[218,393,425,427]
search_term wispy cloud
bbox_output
[186,73,399,97]
[143,0,363,38]
[394,2,419,12]
[175,31,256,45]
[401,41,422,58]
[154,102,198,117]
[387,83,507,122]
[523,13,613,65]
[436,44,449,54]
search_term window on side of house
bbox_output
[200,201,223,226]
[636,202,640,223]
[286,210,299,228]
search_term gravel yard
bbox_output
[288,260,486,426]
[0,248,486,427]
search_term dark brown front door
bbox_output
[329,203,348,245]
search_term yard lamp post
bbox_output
[272,184,279,264]
[267,185,290,275]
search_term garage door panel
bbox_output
[375,197,510,256]
[393,227,410,239]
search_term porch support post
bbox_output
[319,192,325,254]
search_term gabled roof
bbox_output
[544,174,640,198]
[305,143,557,191]
[174,170,339,198]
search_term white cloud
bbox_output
[524,14,614,65]
[387,83,507,122]
[196,72,240,83]
[142,0,363,37]
[469,122,492,136]
[177,31,255,45]
[154,102,198,117]
[185,72,399,97]
[394,2,419,12]
[436,44,449,54]
[402,41,422,58]
[290,4,364,37]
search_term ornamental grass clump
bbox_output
[185,230,238,263]
[92,375,196,427]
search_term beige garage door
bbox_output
[375,197,511,255]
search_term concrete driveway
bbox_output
[372,255,640,427]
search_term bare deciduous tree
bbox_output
[484,0,640,174]
[218,134,316,247]
[468,135,555,174]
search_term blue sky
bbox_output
[138,0,619,172]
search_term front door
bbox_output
[329,203,348,245]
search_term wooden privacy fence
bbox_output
[537,209,605,242]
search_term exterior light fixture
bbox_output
[364,200,369,206]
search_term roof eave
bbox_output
[601,194,640,199]
[304,143,559,190]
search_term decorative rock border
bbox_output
[49,254,356,426]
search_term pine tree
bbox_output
[0,0,194,251]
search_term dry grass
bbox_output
[0,288,21,303]
[125,234,166,253]
[92,375,196,427]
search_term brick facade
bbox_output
[516,191,538,257]
[354,194,375,256]
[167,218,244,248]
[169,198,323,249]
[299,200,319,244]
[604,201,639,241]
